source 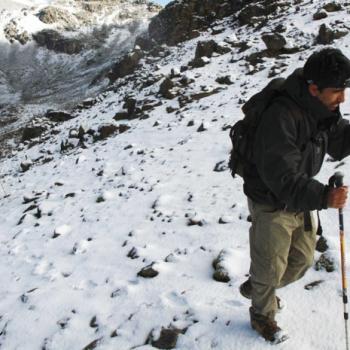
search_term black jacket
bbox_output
[244,69,350,211]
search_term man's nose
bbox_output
[338,90,345,103]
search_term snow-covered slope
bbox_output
[0,0,350,349]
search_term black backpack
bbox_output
[228,77,286,178]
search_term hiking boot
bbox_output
[249,307,288,344]
[239,279,285,311]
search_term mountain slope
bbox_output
[0,0,350,349]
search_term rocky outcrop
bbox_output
[37,6,76,26]
[108,49,144,82]
[4,21,30,45]
[33,30,84,54]
[147,0,245,46]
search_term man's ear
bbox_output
[308,83,319,97]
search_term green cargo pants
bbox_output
[248,199,317,319]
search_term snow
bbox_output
[1,0,350,349]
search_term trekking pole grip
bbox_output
[329,171,344,188]
[335,171,344,188]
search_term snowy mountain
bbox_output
[0,0,161,143]
[1,0,350,349]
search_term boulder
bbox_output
[22,126,46,141]
[108,50,144,82]
[137,263,159,278]
[261,33,287,52]
[46,110,75,122]
[159,78,176,99]
[313,9,328,20]
[316,23,348,45]
[323,2,342,12]
[151,328,184,349]
[33,30,84,54]
[37,6,74,25]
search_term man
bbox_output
[239,47,350,343]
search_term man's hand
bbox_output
[328,186,348,208]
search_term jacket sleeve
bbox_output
[254,103,328,211]
[327,117,350,161]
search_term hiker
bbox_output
[238,48,350,343]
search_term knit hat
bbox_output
[303,48,350,89]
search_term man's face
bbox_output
[314,86,346,111]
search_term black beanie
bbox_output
[303,48,350,89]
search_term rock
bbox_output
[212,250,230,283]
[135,34,157,51]
[304,280,324,290]
[22,126,46,142]
[315,253,335,272]
[238,2,280,26]
[190,40,231,67]
[316,236,329,253]
[216,75,234,85]
[313,9,328,20]
[37,6,74,25]
[20,160,32,172]
[261,33,287,52]
[94,124,130,142]
[148,0,240,45]
[218,215,235,224]
[151,328,183,349]
[317,23,335,44]
[46,110,75,122]
[189,56,211,68]
[213,160,228,172]
[197,123,208,132]
[323,2,342,12]
[82,337,103,350]
[127,247,139,259]
[33,29,84,54]
[108,50,144,82]
[138,263,159,278]
[316,23,348,45]
[123,97,137,115]
[113,112,131,121]
[159,78,176,99]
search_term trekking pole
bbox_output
[329,171,349,350]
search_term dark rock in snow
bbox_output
[46,110,75,122]
[315,253,334,272]
[323,2,342,12]
[316,236,329,253]
[82,337,103,350]
[108,49,144,82]
[94,124,130,142]
[316,23,348,45]
[151,327,184,349]
[216,75,234,85]
[197,123,207,132]
[159,78,176,99]
[22,126,46,142]
[138,263,159,278]
[261,33,287,52]
[304,280,324,290]
[212,250,230,283]
[214,161,228,172]
[313,9,328,20]
[127,247,139,259]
